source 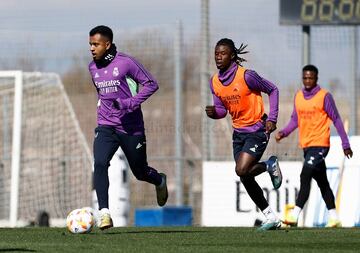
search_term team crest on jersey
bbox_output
[113,67,119,77]
[233,84,240,92]
[94,72,99,78]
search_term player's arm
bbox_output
[206,79,227,119]
[324,93,353,158]
[116,56,159,112]
[275,107,298,142]
[244,70,278,133]
[275,95,298,142]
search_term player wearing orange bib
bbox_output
[275,65,353,227]
[206,38,282,231]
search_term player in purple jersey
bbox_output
[275,65,353,228]
[206,38,282,231]
[88,25,168,230]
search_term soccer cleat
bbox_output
[257,219,282,231]
[326,219,342,228]
[267,156,282,189]
[282,214,298,227]
[156,173,168,207]
[99,213,113,230]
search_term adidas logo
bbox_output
[249,144,258,153]
[307,156,315,165]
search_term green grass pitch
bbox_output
[0,227,359,252]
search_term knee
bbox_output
[316,178,331,189]
[94,159,110,175]
[235,164,247,177]
[300,165,313,180]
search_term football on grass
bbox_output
[66,208,95,234]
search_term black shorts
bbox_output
[232,131,269,161]
[93,126,148,172]
[303,147,329,168]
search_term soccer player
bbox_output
[88,25,168,230]
[206,38,283,231]
[275,64,353,228]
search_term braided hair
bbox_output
[216,38,248,66]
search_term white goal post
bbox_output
[0,71,23,227]
[0,71,93,227]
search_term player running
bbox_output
[206,38,282,231]
[275,64,353,228]
[88,25,168,230]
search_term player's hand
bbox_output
[205,105,216,118]
[275,132,284,143]
[344,148,353,159]
[265,121,276,134]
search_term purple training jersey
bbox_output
[89,52,158,135]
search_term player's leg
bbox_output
[313,166,335,209]
[313,162,340,227]
[296,164,314,208]
[282,162,313,226]
[233,133,268,209]
[233,131,281,230]
[239,175,281,231]
[311,149,341,227]
[234,131,282,189]
[283,147,320,226]
[118,132,168,206]
[93,126,120,229]
[235,152,266,177]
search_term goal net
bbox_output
[0,71,93,227]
